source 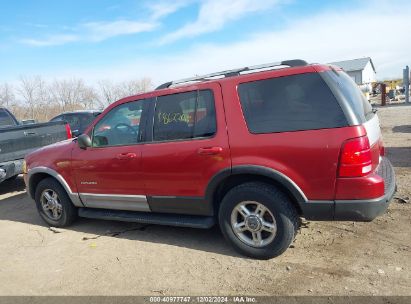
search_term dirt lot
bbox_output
[0,105,410,296]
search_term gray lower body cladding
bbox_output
[300,157,396,221]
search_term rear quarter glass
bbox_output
[320,70,374,125]
[237,72,348,134]
[0,109,16,127]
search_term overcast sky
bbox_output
[0,0,410,86]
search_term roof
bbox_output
[155,59,309,90]
[60,110,101,114]
[329,57,376,73]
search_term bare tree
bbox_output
[3,76,152,121]
[17,75,42,119]
[97,80,122,108]
[117,78,153,96]
[79,85,99,110]
[50,78,99,112]
[0,83,15,108]
[97,78,153,108]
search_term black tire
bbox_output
[34,177,78,227]
[218,182,299,259]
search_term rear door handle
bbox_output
[197,147,223,155]
[24,131,37,136]
[116,153,137,160]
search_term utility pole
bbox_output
[404,65,410,104]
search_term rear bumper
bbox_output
[301,157,396,221]
[0,159,24,183]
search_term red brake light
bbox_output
[379,138,385,156]
[65,124,72,139]
[338,136,372,177]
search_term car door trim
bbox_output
[79,193,151,212]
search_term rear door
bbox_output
[142,83,230,215]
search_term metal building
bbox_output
[329,57,376,85]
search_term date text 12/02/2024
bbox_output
[149,297,257,303]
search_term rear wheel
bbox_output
[219,182,299,259]
[35,178,78,227]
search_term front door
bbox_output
[142,84,230,215]
[71,98,150,211]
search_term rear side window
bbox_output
[153,90,216,141]
[0,109,16,127]
[325,70,373,122]
[64,114,82,132]
[238,73,347,134]
[50,115,63,122]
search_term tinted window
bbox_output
[326,70,373,122]
[66,113,99,133]
[238,73,347,134]
[93,102,144,147]
[63,114,81,133]
[0,109,16,127]
[50,115,63,122]
[153,90,216,141]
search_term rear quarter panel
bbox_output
[220,68,366,200]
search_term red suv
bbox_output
[24,60,395,259]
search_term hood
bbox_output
[25,139,75,168]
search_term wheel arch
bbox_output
[27,167,83,207]
[206,165,307,216]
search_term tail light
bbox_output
[379,138,385,156]
[65,124,72,139]
[338,136,372,177]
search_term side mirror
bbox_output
[78,134,92,150]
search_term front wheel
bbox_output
[219,182,299,259]
[34,177,78,227]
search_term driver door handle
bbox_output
[116,153,137,160]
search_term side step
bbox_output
[78,208,215,229]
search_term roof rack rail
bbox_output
[155,59,308,90]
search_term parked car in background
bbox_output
[50,110,101,137]
[24,60,395,259]
[0,107,72,184]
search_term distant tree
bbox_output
[1,76,152,121]
[97,80,120,108]
[50,78,99,112]
[0,83,15,108]
[17,75,42,119]
[97,78,153,108]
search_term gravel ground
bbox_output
[0,104,410,296]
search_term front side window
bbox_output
[238,73,347,134]
[93,101,144,147]
[153,90,216,141]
